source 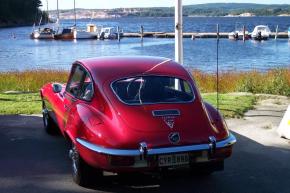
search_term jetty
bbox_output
[123,32,289,39]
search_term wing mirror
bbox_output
[53,83,62,93]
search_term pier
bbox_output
[123,32,289,39]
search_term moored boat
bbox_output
[31,27,55,39]
[98,27,120,40]
[251,25,271,41]
[75,24,100,39]
[54,27,76,40]
[228,30,250,40]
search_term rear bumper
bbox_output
[76,133,236,156]
[76,133,236,172]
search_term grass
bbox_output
[0,70,69,92]
[0,93,42,114]
[202,93,256,118]
[0,92,256,118]
[192,68,290,96]
[0,68,289,96]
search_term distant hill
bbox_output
[49,3,290,19]
[183,3,290,16]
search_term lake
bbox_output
[0,17,289,72]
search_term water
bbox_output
[0,17,289,72]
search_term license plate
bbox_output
[158,153,189,167]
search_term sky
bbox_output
[41,0,290,10]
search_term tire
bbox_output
[42,102,59,135]
[70,144,102,187]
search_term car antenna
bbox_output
[216,24,220,121]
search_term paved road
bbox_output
[0,111,290,193]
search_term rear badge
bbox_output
[163,116,175,129]
[168,132,180,144]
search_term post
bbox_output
[46,0,49,24]
[74,0,76,27]
[117,26,120,42]
[275,25,279,40]
[57,0,59,21]
[216,24,220,114]
[175,0,183,65]
[140,25,144,40]
[243,25,246,42]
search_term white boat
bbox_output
[251,25,271,41]
[75,24,100,39]
[228,30,250,40]
[98,27,118,40]
[30,2,55,40]
[288,27,290,39]
[31,27,55,39]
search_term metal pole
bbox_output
[275,25,279,40]
[57,0,59,21]
[140,25,144,40]
[243,25,246,42]
[74,0,76,26]
[117,26,120,42]
[175,0,183,65]
[216,24,220,115]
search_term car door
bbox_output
[62,64,94,130]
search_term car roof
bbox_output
[76,56,191,85]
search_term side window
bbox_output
[66,64,94,101]
[79,73,93,101]
[66,65,85,97]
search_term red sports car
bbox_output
[40,56,236,186]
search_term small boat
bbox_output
[30,4,55,40]
[251,25,271,41]
[288,27,290,39]
[75,24,100,39]
[98,27,119,40]
[228,30,250,40]
[31,27,55,39]
[54,27,76,40]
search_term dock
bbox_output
[123,32,289,39]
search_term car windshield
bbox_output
[111,76,194,105]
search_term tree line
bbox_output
[0,0,48,27]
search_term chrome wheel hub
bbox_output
[70,146,79,175]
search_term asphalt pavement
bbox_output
[0,96,290,193]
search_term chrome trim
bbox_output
[76,133,236,156]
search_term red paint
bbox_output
[40,56,234,172]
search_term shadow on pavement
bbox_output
[0,115,290,193]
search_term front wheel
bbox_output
[70,144,103,187]
[42,102,58,135]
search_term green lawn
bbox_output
[202,93,256,118]
[0,92,256,118]
[0,93,42,115]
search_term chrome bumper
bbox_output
[76,133,236,157]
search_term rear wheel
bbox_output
[42,102,58,135]
[70,144,102,187]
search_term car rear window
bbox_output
[111,76,194,105]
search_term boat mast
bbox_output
[46,0,49,23]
